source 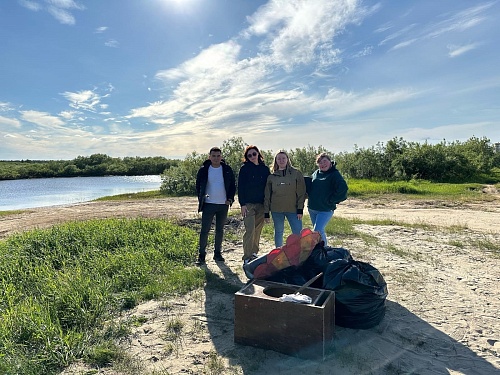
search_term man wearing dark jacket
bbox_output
[195,147,236,265]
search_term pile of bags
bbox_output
[243,229,388,329]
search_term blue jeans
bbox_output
[308,208,334,246]
[271,212,302,248]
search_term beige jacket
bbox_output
[264,166,306,215]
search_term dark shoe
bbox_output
[213,252,225,262]
[195,253,206,266]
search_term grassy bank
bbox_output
[95,179,498,203]
[0,218,203,375]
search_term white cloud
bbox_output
[133,1,368,127]
[61,90,102,112]
[21,110,65,128]
[0,115,22,128]
[47,5,75,24]
[244,0,361,70]
[0,102,15,112]
[95,26,108,33]
[104,39,119,48]
[59,110,79,120]
[447,43,480,58]
[19,0,84,25]
[18,0,42,11]
[156,41,242,82]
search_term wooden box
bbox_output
[234,279,335,359]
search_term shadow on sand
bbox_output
[202,271,499,375]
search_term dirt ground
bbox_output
[1,193,499,375]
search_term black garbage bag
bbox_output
[300,245,353,286]
[324,246,353,263]
[323,258,388,329]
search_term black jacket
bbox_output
[237,161,270,206]
[196,159,236,212]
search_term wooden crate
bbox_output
[234,279,335,359]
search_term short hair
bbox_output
[316,152,332,164]
[209,147,222,154]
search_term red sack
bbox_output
[253,228,322,279]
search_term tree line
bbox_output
[0,154,179,180]
[2,136,498,188]
[159,136,500,196]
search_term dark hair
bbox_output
[242,145,264,163]
[315,152,332,164]
[209,147,222,154]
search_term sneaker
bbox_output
[250,253,259,260]
[195,253,206,266]
[213,253,225,262]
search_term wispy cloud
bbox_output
[18,0,42,12]
[95,26,108,33]
[20,110,65,128]
[382,2,494,51]
[0,116,22,128]
[0,102,16,112]
[104,39,119,48]
[61,90,102,112]
[130,0,376,132]
[18,0,85,25]
[447,43,480,58]
[243,0,360,70]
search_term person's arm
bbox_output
[238,166,248,216]
[296,170,306,218]
[329,170,348,204]
[195,167,202,197]
[264,176,272,221]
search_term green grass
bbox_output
[0,210,24,217]
[94,190,166,201]
[347,179,493,201]
[0,218,204,375]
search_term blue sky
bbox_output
[1,0,499,160]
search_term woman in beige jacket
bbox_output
[264,150,306,248]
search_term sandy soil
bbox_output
[1,194,499,375]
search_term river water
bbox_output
[0,175,162,211]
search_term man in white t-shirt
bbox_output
[195,147,236,265]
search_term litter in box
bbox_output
[279,293,312,304]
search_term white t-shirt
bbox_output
[205,165,227,204]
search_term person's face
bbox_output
[246,149,259,165]
[276,153,288,169]
[209,151,222,167]
[317,157,331,172]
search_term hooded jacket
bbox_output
[196,159,236,212]
[264,165,306,216]
[306,164,348,211]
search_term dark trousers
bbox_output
[199,203,229,254]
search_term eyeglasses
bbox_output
[247,152,258,158]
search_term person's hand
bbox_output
[241,205,248,218]
[297,214,303,220]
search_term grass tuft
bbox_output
[0,218,203,374]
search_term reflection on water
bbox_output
[0,175,162,211]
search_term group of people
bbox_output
[194,146,348,266]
